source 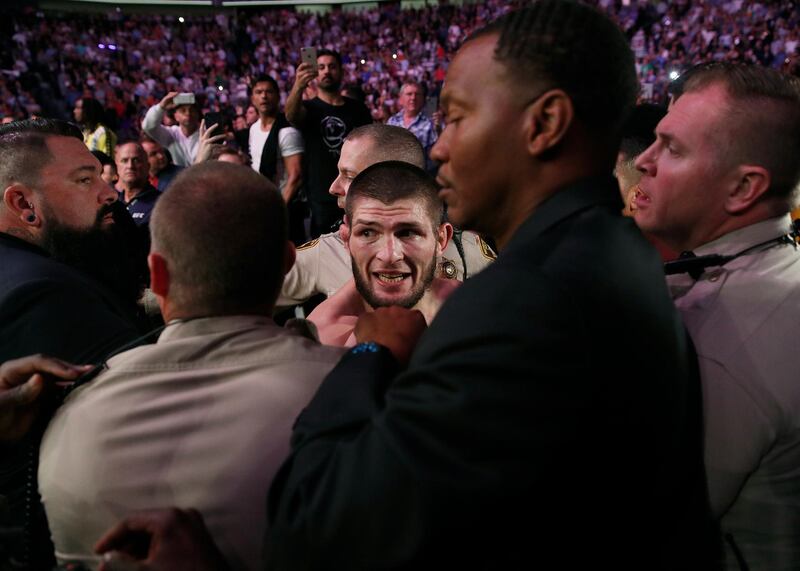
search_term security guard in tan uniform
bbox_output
[278,124,495,307]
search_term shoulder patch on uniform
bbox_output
[477,237,497,260]
[297,238,320,251]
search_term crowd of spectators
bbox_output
[0,0,797,140]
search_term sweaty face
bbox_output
[251,81,280,118]
[115,143,150,188]
[329,137,376,209]
[141,141,168,175]
[401,85,424,116]
[633,84,735,251]
[431,34,528,241]
[317,55,342,93]
[36,136,118,232]
[348,197,443,310]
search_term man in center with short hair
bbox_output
[277,123,495,309]
[308,162,458,346]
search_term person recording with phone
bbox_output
[141,92,202,167]
[286,48,372,238]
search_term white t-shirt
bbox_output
[249,121,303,192]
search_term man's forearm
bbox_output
[285,89,307,127]
[282,155,303,203]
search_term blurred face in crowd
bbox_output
[347,196,446,310]
[317,55,342,93]
[251,81,280,119]
[329,136,376,209]
[73,99,84,124]
[115,142,150,189]
[101,164,119,186]
[233,115,247,131]
[633,84,733,251]
[245,105,259,125]
[431,34,529,241]
[141,140,168,176]
[400,84,424,116]
[174,104,200,134]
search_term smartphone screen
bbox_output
[423,94,439,117]
[204,112,222,132]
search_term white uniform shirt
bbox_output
[668,215,800,570]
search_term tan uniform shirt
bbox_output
[39,315,344,571]
[278,230,495,307]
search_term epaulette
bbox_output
[297,238,320,251]
[478,236,497,260]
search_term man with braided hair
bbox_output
[264,2,718,568]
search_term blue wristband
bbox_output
[351,341,381,355]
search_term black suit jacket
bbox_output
[268,177,719,569]
[0,232,140,570]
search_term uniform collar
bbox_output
[692,215,794,257]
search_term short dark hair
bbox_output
[346,161,443,230]
[0,118,83,190]
[249,75,280,97]
[150,162,287,313]
[317,49,342,68]
[79,97,106,128]
[473,0,637,140]
[672,62,800,201]
[345,124,425,169]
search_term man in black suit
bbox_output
[0,118,142,570]
[71,2,719,569]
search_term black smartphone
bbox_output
[204,112,223,132]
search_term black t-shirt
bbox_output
[299,97,372,204]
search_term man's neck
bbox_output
[118,182,147,203]
[180,125,198,138]
[0,225,37,246]
[317,89,344,106]
[259,113,277,130]
[403,111,419,126]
